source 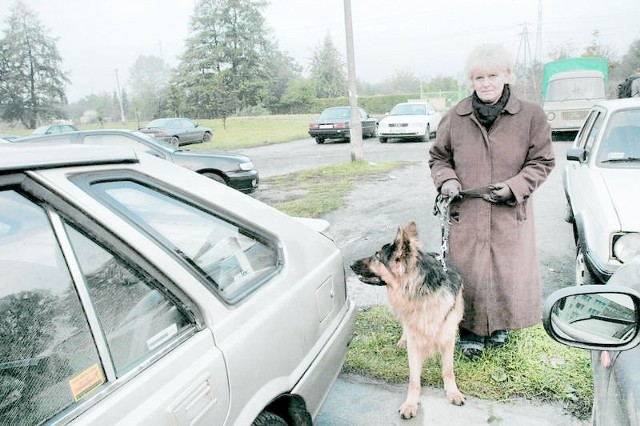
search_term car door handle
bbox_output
[169,375,216,424]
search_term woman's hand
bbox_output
[441,179,461,198]
[487,182,513,204]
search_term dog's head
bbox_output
[350,221,422,287]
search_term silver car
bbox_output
[0,143,356,425]
[563,98,640,285]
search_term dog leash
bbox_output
[433,193,452,272]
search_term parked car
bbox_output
[0,143,356,425]
[13,129,258,193]
[139,118,213,147]
[543,256,640,425]
[0,133,20,141]
[308,106,378,144]
[563,98,640,285]
[32,123,79,135]
[377,101,441,143]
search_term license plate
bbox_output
[319,124,333,129]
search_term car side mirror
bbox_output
[566,147,587,162]
[543,285,640,351]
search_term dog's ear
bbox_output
[394,227,412,258]
[405,221,418,238]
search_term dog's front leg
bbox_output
[440,339,465,405]
[398,339,425,419]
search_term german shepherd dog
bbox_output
[350,221,465,419]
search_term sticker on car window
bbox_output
[147,323,178,351]
[69,364,105,402]
[607,152,625,160]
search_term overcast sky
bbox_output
[2,0,639,102]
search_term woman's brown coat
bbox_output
[428,93,555,336]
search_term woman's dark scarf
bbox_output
[472,84,510,130]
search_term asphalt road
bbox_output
[239,137,582,425]
[240,136,575,302]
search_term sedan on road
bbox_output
[0,143,356,425]
[377,101,441,143]
[32,123,79,135]
[563,98,640,285]
[13,129,258,193]
[308,106,378,144]
[139,117,213,147]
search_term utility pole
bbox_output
[343,0,363,161]
[114,68,126,124]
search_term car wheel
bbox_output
[202,172,227,186]
[379,137,387,143]
[575,241,599,285]
[170,136,180,147]
[315,137,325,144]
[251,411,287,426]
[202,132,212,142]
[420,125,431,142]
[564,199,574,223]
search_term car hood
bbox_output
[601,169,640,230]
[169,149,252,170]
[379,114,427,124]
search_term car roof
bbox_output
[0,143,139,172]
[592,97,640,111]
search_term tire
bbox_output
[202,172,227,186]
[170,136,180,147]
[251,411,287,426]
[202,132,212,142]
[420,125,431,142]
[379,137,387,143]
[575,241,599,285]
[315,137,325,144]
[564,200,574,223]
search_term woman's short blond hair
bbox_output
[464,43,514,84]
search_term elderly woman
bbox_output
[428,44,555,360]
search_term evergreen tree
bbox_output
[309,34,346,98]
[171,0,298,119]
[0,1,69,128]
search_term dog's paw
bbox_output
[396,334,407,348]
[446,389,466,406]
[398,401,419,419]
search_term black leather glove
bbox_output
[440,179,461,199]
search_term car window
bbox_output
[574,110,599,148]
[0,188,197,425]
[596,109,640,165]
[319,108,349,120]
[583,111,605,158]
[0,190,103,425]
[64,224,193,376]
[89,180,280,303]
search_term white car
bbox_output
[563,97,640,285]
[0,144,356,425]
[377,101,441,143]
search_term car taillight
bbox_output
[157,130,166,137]
[309,124,319,130]
[334,122,347,129]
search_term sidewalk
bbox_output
[317,373,588,426]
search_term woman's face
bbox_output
[471,68,510,104]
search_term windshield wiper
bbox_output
[601,157,640,163]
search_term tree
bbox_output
[128,55,171,121]
[278,78,316,113]
[378,69,420,94]
[309,34,346,98]
[171,0,298,119]
[0,1,69,128]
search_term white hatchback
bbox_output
[563,98,640,285]
[377,101,442,143]
[0,144,356,425]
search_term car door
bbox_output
[0,174,230,425]
[178,119,198,143]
